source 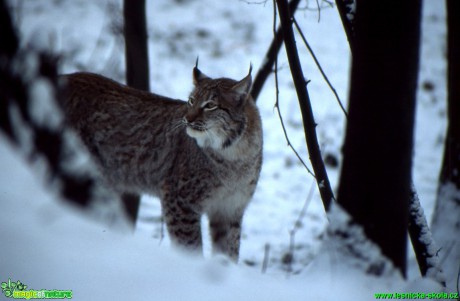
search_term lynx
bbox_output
[61,64,263,261]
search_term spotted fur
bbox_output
[61,67,263,261]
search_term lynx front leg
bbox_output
[209,213,244,262]
[162,198,203,254]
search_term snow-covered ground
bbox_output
[1,0,452,300]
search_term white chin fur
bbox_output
[186,127,224,149]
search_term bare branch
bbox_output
[272,0,315,177]
[292,17,348,119]
[239,0,269,5]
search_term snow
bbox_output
[28,78,64,130]
[327,203,398,277]
[0,139,443,299]
[1,0,452,299]
[432,182,460,289]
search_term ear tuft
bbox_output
[193,57,210,85]
[231,64,253,97]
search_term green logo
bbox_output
[1,279,72,299]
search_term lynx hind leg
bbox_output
[209,213,244,262]
[161,196,203,254]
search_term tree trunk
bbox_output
[122,0,150,224]
[124,0,150,91]
[334,0,355,53]
[337,1,421,276]
[431,0,460,289]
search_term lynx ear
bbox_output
[231,64,252,97]
[193,57,210,85]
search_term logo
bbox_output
[1,279,72,300]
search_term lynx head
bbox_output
[184,64,253,150]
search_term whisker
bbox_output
[170,118,186,131]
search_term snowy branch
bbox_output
[292,17,348,119]
[408,186,446,287]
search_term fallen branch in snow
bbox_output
[408,186,446,287]
[251,0,301,101]
[275,0,335,212]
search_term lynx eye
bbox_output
[203,101,218,111]
[188,96,195,106]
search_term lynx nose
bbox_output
[185,110,200,123]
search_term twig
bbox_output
[292,17,348,119]
[276,0,335,212]
[261,243,270,273]
[239,0,268,5]
[315,0,321,22]
[291,179,316,234]
[272,0,315,177]
[285,180,316,276]
[159,214,165,245]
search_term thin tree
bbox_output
[275,0,335,212]
[337,1,422,276]
[122,0,150,224]
[124,0,149,91]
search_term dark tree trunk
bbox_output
[124,0,150,91]
[122,0,150,224]
[431,0,460,288]
[337,1,422,276]
[334,0,355,53]
[0,0,19,138]
[437,0,460,191]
